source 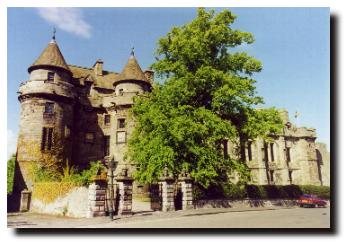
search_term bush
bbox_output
[193,183,330,200]
[32,160,107,186]
[32,164,61,182]
[7,154,16,194]
[282,185,303,198]
[75,161,107,185]
[299,185,330,199]
[223,184,247,199]
[246,185,266,199]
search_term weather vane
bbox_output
[131,47,135,56]
[52,27,56,40]
[294,110,300,127]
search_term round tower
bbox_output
[114,49,152,96]
[112,50,153,201]
[16,33,76,190]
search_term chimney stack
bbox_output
[93,59,104,76]
[144,69,154,83]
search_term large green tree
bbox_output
[127,8,283,188]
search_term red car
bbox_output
[298,194,327,208]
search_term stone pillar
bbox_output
[19,189,31,212]
[106,167,116,219]
[116,168,133,216]
[178,170,194,210]
[87,180,106,218]
[160,167,175,212]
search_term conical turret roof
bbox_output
[28,38,71,74]
[116,51,148,83]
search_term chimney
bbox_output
[93,59,104,76]
[144,69,154,83]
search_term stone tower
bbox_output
[16,34,76,190]
[111,50,152,174]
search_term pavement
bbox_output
[7,205,331,229]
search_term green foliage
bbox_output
[32,160,107,186]
[76,161,107,185]
[7,154,16,194]
[193,184,330,200]
[128,8,283,188]
[299,185,330,199]
[32,164,61,182]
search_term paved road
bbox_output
[8,206,330,229]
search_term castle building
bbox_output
[229,110,330,187]
[16,35,330,195]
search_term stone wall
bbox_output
[316,143,330,186]
[16,96,74,189]
[31,186,89,218]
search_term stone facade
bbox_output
[16,38,152,197]
[230,110,330,186]
[15,36,330,198]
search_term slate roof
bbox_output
[68,65,119,90]
[28,39,150,90]
[115,54,149,83]
[28,39,71,74]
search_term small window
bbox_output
[286,147,291,162]
[223,140,228,159]
[85,132,95,143]
[288,170,293,183]
[104,135,110,156]
[247,141,253,161]
[116,131,126,144]
[270,143,275,162]
[65,126,71,139]
[117,118,126,129]
[261,148,266,161]
[264,143,269,162]
[41,127,53,151]
[44,102,54,114]
[104,114,111,125]
[47,72,55,82]
[119,89,124,96]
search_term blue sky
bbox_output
[7,7,330,157]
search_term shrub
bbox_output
[32,164,61,182]
[223,184,247,199]
[32,160,107,186]
[76,161,107,185]
[7,154,16,194]
[246,185,266,199]
[192,183,330,200]
[299,185,330,199]
[282,185,303,199]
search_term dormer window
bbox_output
[47,72,55,82]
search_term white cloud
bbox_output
[7,129,17,160]
[37,8,92,38]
